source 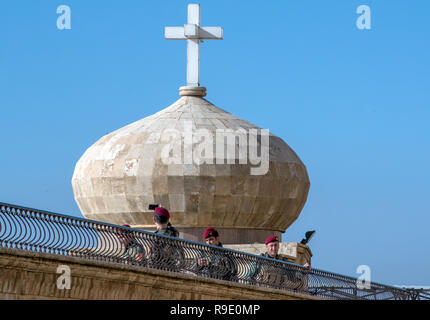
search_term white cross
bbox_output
[165,4,223,87]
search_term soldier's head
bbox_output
[204,227,220,246]
[153,207,170,227]
[265,236,280,258]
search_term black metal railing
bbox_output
[0,202,426,300]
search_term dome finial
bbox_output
[165,4,223,88]
[179,86,206,97]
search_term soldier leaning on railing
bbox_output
[193,227,238,281]
[112,207,182,268]
[145,207,184,270]
[246,236,311,291]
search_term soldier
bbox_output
[149,206,182,270]
[195,227,237,281]
[153,206,179,237]
[247,236,310,290]
[262,236,311,269]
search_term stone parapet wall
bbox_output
[0,248,319,300]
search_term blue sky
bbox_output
[0,0,429,286]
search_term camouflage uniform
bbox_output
[260,252,291,262]
[193,243,237,281]
[247,252,307,290]
[154,222,179,237]
[150,222,183,270]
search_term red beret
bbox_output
[121,224,131,228]
[265,235,279,245]
[203,227,219,239]
[154,207,170,219]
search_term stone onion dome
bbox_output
[72,87,310,244]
